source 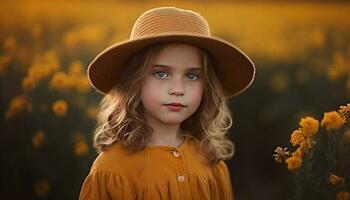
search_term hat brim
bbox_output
[87,33,256,98]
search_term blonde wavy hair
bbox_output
[92,41,235,165]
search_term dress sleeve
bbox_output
[79,169,134,200]
[212,160,234,200]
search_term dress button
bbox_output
[173,150,181,158]
[177,174,185,182]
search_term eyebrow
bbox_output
[152,64,202,71]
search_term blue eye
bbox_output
[186,73,200,80]
[153,70,168,79]
[153,70,200,80]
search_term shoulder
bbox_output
[89,142,144,174]
[210,160,234,199]
[79,144,139,200]
[214,160,229,170]
[211,160,231,178]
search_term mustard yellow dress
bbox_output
[79,135,234,200]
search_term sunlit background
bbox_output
[1,0,349,199]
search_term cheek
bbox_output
[188,83,204,105]
[141,79,161,107]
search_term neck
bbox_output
[147,129,184,147]
[145,115,184,147]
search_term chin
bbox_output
[159,117,185,125]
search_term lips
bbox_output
[164,103,185,107]
[164,103,185,111]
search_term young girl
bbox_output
[79,6,255,200]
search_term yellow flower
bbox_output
[290,129,305,146]
[22,50,60,89]
[32,130,45,149]
[33,50,60,72]
[321,111,345,132]
[52,100,68,117]
[26,66,42,82]
[34,179,50,197]
[63,25,108,49]
[72,131,89,156]
[329,173,345,185]
[75,141,89,156]
[21,61,56,92]
[285,155,302,171]
[336,191,350,200]
[291,147,303,158]
[273,146,290,163]
[68,60,84,76]
[299,116,319,137]
[22,76,37,91]
[27,64,53,82]
[338,103,350,123]
[49,71,72,91]
[5,95,32,120]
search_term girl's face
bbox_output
[141,43,204,125]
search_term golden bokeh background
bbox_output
[1,0,349,199]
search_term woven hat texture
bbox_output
[87,6,256,98]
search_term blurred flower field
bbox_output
[0,0,350,199]
[273,103,350,199]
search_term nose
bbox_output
[168,77,184,96]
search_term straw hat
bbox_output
[87,6,256,98]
